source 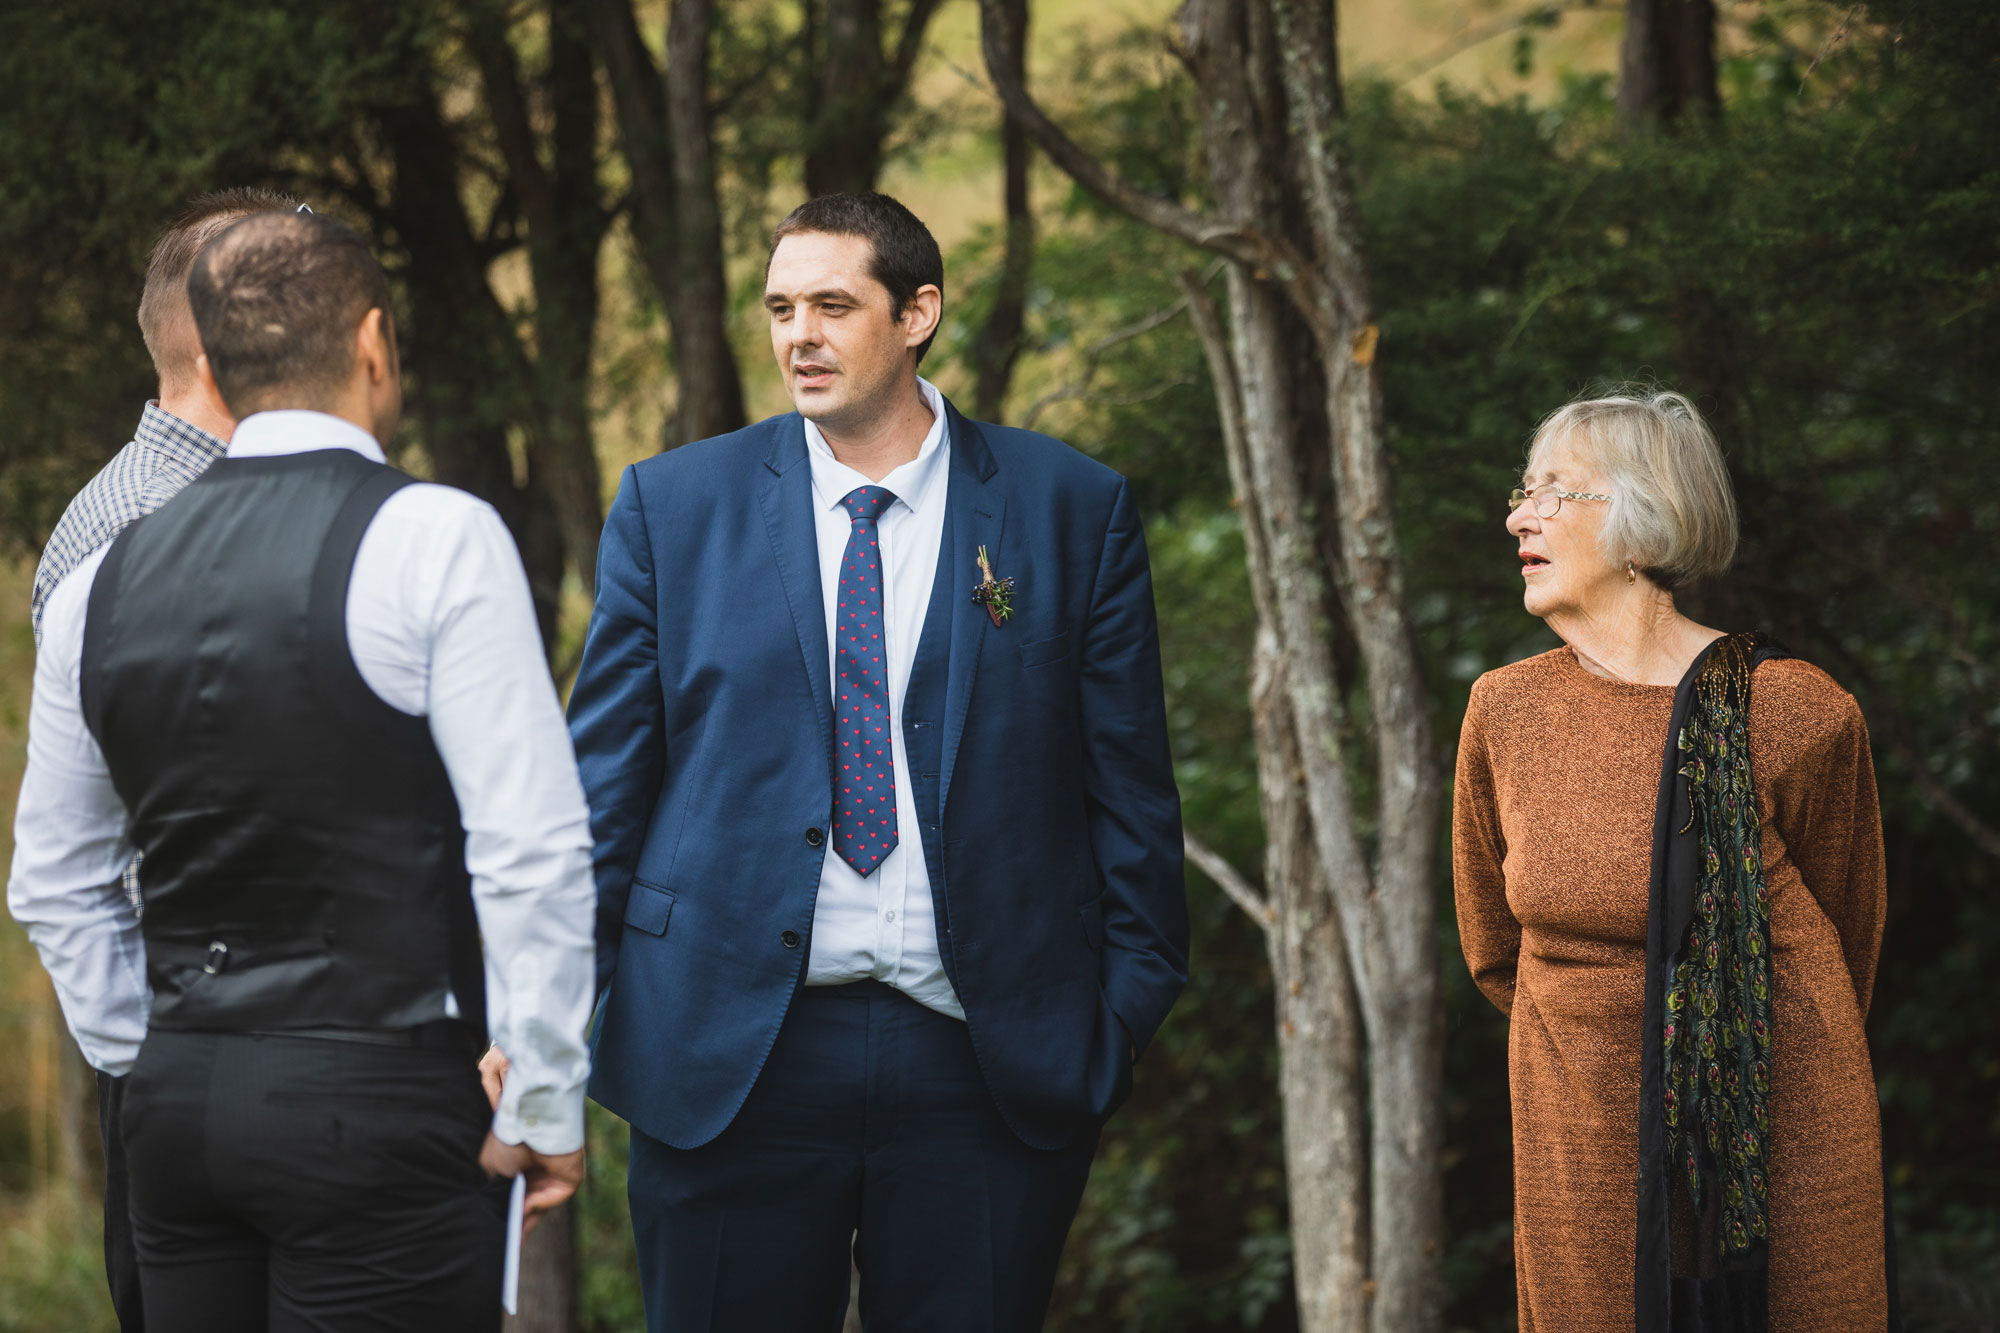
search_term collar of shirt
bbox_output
[135,400,228,470]
[804,377,949,518]
[229,410,387,464]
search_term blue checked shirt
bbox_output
[30,402,227,907]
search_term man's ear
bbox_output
[193,353,233,423]
[903,284,943,350]
[356,307,394,384]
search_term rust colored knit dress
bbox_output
[1453,646,1890,1332]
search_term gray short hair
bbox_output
[1527,388,1738,591]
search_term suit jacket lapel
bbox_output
[939,401,1003,819]
[756,415,834,776]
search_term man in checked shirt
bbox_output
[26,185,298,1333]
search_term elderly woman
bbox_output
[1452,390,1892,1332]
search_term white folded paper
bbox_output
[502,1173,526,1315]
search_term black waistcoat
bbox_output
[80,448,483,1037]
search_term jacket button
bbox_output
[781,930,801,949]
[805,827,824,847]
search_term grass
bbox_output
[0,1192,116,1333]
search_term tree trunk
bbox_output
[1258,647,1369,1333]
[1184,250,1374,1331]
[806,0,888,196]
[971,0,1033,423]
[984,0,1446,1327]
[379,91,567,645]
[471,0,610,599]
[526,0,608,599]
[1619,0,1720,129]
[592,0,747,449]
[662,0,748,448]
[504,1201,579,1333]
[802,0,944,198]
[1277,2,1446,1323]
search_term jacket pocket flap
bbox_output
[624,880,676,937]
[1078,895,1106,951]
[1019,632,1070,670]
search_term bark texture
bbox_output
[1619,0,1720,128]
[504,1202,580,1333]
[984,0,1444,1327]
[593,0,747,448]
[970,0,1033,422]
[470,0,609,598]
[801,0,943,197]
[308,0,614,649]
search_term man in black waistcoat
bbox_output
[7,210,595,1331]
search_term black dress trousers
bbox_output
[96,1069,144,1332]
[627,981,1101,1333]
[122,1029,505,1333]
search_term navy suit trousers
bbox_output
[627,982,1100,1332]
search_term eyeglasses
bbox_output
[1507,484,1611,518]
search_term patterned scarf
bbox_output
[1636,631,1784,1333]
[1663,632,1774,1264]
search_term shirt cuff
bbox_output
[490,1083,587,1157]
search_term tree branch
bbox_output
[1813,630,2000,862]
[465,2,553,231]
[890,0,946,87]
[1176,265,1247,490]
[1185,833,1273,929]
[1398,2,1585,87]
[1888,733,2000,860]
[974,0,1263,268]
[590,0,678,289]
[1018,288,1204,430]
[1799,4,1862,95]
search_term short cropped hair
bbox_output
[1527,388,1739,591]
[768,192,945,364]
[137,187,303,391]
[187,210,393,417]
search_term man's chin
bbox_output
[794,390,847,424]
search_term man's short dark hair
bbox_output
[768,192,945,364]
[187,210,393,416]
[138,187,303,389]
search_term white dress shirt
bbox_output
[6,410,595,1155]
[802,377,963,1018]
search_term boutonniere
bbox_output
[970,545,1015,627]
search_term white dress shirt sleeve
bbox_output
[6,546,150,1074]
[351,486,596,1157]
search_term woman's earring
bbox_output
[1626,561,1637,585]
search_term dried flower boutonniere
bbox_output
[970,545,1015,627]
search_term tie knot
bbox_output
[841,485,896,524]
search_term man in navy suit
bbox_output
[566,192,1187,1330]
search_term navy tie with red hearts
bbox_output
[833,485,899,876]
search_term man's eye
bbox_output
[823,304,846,314]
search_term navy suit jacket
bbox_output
[570,397,1187,1151]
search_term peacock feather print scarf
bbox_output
[1637,632,1784,1333]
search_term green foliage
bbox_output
[0,1199,117,1333]
[948,4,2000,1324]
[0,0,447,547]
[577,1104,645,1332]
[2,1,1996,1328]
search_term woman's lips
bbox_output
[1520,553,1550,575]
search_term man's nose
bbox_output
[791,308,824,346]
